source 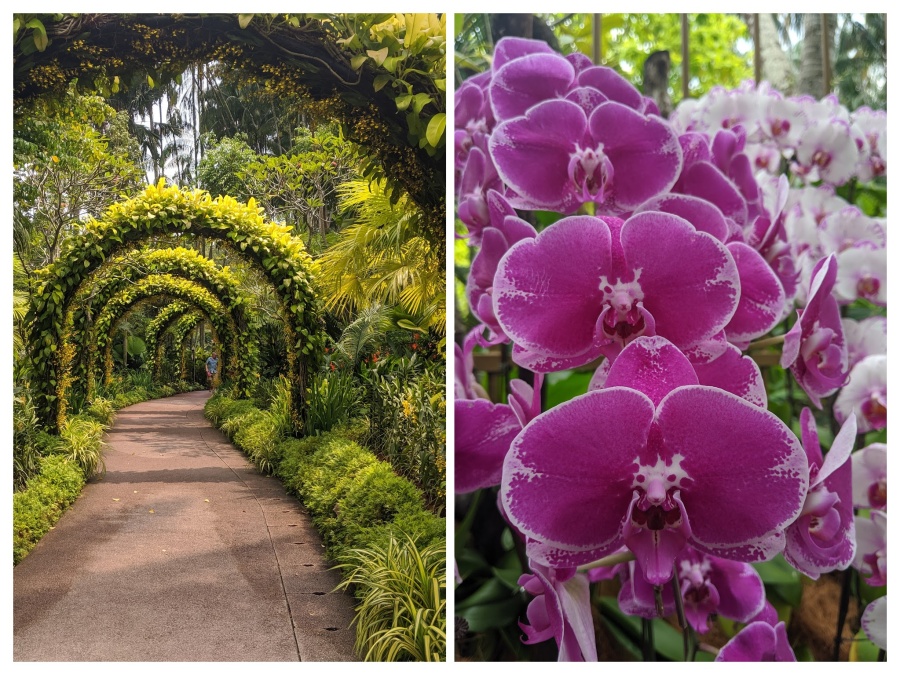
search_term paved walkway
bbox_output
[14,391,358,662]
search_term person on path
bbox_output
[205,351,219,392]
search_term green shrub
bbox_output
[57,414,107,479]
[325,462,425,554]
[294,437,377,516]
[13,389,42,490]
[85,396,116,425]
[233,412,283,475]
[221,407,264,439]
[362,362,445,512]
[306,370,362,435]
[13,454,86,564]
[351,509,446,554]
[336,533,446,662]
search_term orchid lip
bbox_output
[568,144,614,203]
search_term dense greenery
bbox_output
[13,13,446,662]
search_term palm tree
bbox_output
[318,179,445,336]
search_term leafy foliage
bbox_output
[318,179,445,335]
[13,454,86,564]
[26,181,324,431]
[336,534,446,662]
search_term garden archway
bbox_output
[63,246,254,410]
[27,182,324,430]
[90,276,235,397]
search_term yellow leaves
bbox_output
[148,509,155,514]
[112,498,120,502]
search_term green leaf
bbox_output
[350,54,368,70]
[424,113,445,148]
[397,319,426,332]
[372,73,391,92]
[411,92,432,114]
[25,18,47,51]
[366,46,389,66]
[238,14,254,29]
[395,93,412,111]
[456,596,521,632]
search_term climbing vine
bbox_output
[27,181,324,430]
[91,275,236,405]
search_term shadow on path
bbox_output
[14,391,358,662]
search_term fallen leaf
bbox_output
[204,499,209,503]
[112,498,120,502]
[149,509,155,513]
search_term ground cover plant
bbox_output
[454,18,886,663]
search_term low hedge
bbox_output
[205,392,446,660]
[13,454,86,564]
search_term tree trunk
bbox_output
[758,13,795,93]
[798,14,835,97]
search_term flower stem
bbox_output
[748,334,786,350]
[576,550,636,572]
[698,643,720,657]
[671,567,695,661]
[833,567,853,660]
[641,618,656,662]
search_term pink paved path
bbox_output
[14,391,358,661]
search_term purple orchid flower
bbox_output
[834,354,887,433]
[454,331,543,494]
[792,118,860,186]
[518,562,598,662]
[784,408,857,579]
[457,145,504,245]
[455,77,495,179]
[632,193,785,346]
[492,212,739,372]
[672,131,751,226]
[489,98,682,215]
[618,547,766,634]
[852,443,887,511]
[715,621,797,662]
[861,596,887,651]
[465,191,536,341]
[501,336,808,585]
[781,254,849,408]
[854,510,887,587]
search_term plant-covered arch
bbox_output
[145,301,202,381]
[90,275,236,401]
[64,246,255,407]
[170,311,208,381]
[27,181,324,431]
[13,13,446,238]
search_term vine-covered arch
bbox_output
[27,181,324,430]
[90,275,236,399]
[63,246,254,409]
[170,312,208,381]
[145,301,204,381]
[13,13,446,236]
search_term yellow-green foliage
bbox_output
[27,181,324,430]
[13,454,86,564]
[336,534,446,662]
